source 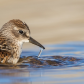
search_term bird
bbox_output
[0,19,45,64]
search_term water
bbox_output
[0,42,84,84]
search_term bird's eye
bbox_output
[19,30,24,34]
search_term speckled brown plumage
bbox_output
[0,19,45,64]
[9,19,30,32]
[0,50,11,63]
[0,36,19,64]
[0,19,29,64]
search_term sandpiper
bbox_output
[0,19,45,64]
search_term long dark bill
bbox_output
[29,37,45,49]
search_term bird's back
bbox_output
[0,36,13,63]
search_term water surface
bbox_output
[0,42,84,84]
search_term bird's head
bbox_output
[1,19,45,49]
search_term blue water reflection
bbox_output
[22,42,84,58]
[1,42,84,84]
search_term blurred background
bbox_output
[0,0,84,49]
[0,1,84,84]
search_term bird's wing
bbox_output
[0,37,12,63]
